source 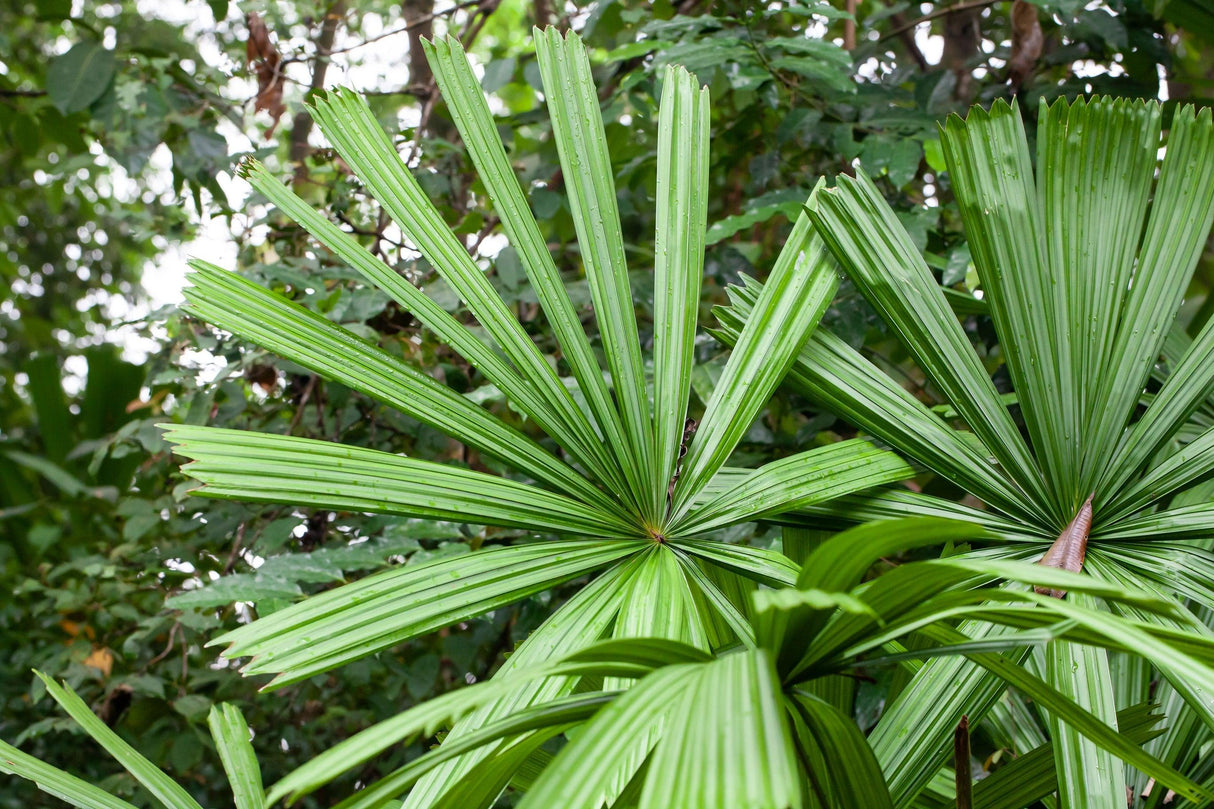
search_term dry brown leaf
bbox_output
[83,646,114,678]
[246,12,287,140]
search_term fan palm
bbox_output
[716,97,1214,806]
[156,28,912,805]
[14,517,1214,809]
[18,519,1214,809]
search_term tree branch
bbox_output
[290,1,346,186]
[879,0,1001,42]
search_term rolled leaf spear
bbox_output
[1034,492,1095,598]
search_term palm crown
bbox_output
[157,28,926,801]
[716,96,1214,806]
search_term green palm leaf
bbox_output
[422,34,633,502]
[809,170,1054,521]
[207,704,265,809]
[670,208,838,522]
[305,87,623,493]
[182,259,618,515]
[534,27,656,516]
[32,674,205,809]
[0,740,139,809]
[212,539,643,687]
[651,64,710,523]
[166,425,635,538]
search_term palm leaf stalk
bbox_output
[149,28,915,806]
[715,97,1214,806]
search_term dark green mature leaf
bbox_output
[422,35,636,510]
[638,649,799,809]
[1078,103,1214,493]
[921,624,1214,804]
[651,64,709,521]
[331,693,610,809]
[714,284,1040,524]
[401,557,641,807]
[675,439,915,535]
[47,41,116,113]
[182,260,623,518]
[304,89,628,497]
[237,158,626,497]
[810,169,1054,522]
[672,205,838,521]
[518,664,701,808]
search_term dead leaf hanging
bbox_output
[246,12,287,139]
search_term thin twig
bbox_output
[289,374,318,434]
[324,0,485,57]
[880,0,1002,41]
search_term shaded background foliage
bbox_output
[2,0,1212,806]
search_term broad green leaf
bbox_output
[1095,503,1214,541]
[1101,424,1214,523]
[1044,607,1126,809]
[921,623,1214,804]
[713,282,1040,524]
[401,558,641,808]
[534,27,656,519]
[762,518,989,668]
[939,98,1075,513]
[306,87,614,485]
[610,546,711,653]
[970,703,1165,809]
[1079,103,1214,492]
[428,736,553,809]
[1100,308,1214,497]
[0,738,138,809]
[672,549,758,649]
[1091,544,1214,614]
[1039,98,1160,504]
[164,425,636,537]
[213,539,644,687]
[673,538,800,588]
[326,694,611,809]
[47,41,116,113]
[651,64,709,519]
[34,673,204,809]
[207,704,265,809]
[869,623,1018,806]
[246,109,624,497]
[789,487,1040,540]
[270,634,708,805]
